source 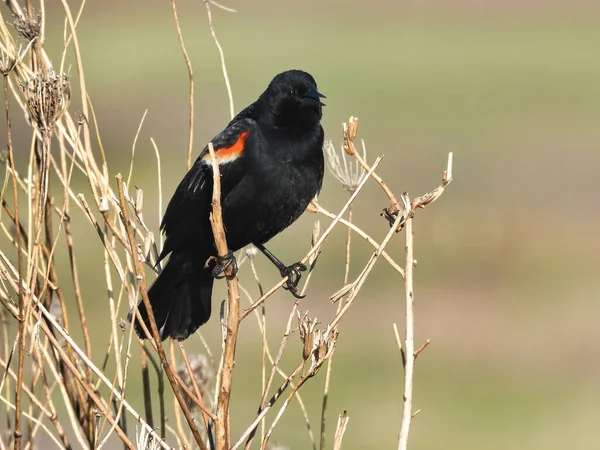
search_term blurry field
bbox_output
[3,0,600,448]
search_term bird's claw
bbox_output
[280,262,307,299]
[210,250,238,279]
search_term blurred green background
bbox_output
[3,0,600,448]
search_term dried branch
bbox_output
[116,175,208,450]
[207,141,241,448]
[332,411,349,450]
[203,0,235,119]
[170,0,195,170]
[397,152,453,450]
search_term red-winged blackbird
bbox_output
[129,70,325,341]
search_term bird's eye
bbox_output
[288,89,298,97]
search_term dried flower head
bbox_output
[13,13,41,42]
[176,353,214,412]
[297,310,318,360]
[325,137,367,193]
[21,68,71,134]
[309,324,338,374]
[297,311,339,375]
[343,116,359,151]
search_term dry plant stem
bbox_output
[38,298,159,448]
[0,250,167,448]
[127,109,147,188]
[244,264,317,449]
[31,346,71,449]
[208,141,241,449]
[344,129,398,210]
[260,366,314,449]
[0,356,68,447]
[140,351,154,429]
[141,343,166,440]
[177,341,214,444]
[116,175,208,450]
[170,0,195,170]
[232,361,306,450]
[330,206,406,330]
[37,319,134,449]
[168,341,190,449]
[203,0,234,119]
[3,70,24,450]
[396,153,453,449]
[332,411,349,450]
[243,299,300,449]
[398,200,415,450]
[59,0,96,201]
[315,205,403,275]
[0,283,135,449]
[320,205,352,450]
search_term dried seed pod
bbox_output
[13,13,41,42]
[21,68,71,134]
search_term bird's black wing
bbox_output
[158,118,258,261]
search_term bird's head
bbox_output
[260,70,325,129]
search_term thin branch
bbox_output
[332,411,349,450]
[207,141,240,449]
[397,152,453,450]
[241,157,383,320]
[170,0,195,170]
[203,0,234,119]
[116,175,208,450]
[397,193,415,450]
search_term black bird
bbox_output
[129,70,325,341]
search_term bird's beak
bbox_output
[301,87,326,107]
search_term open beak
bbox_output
[301,87,326,107]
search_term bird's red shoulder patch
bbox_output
[203,131,250,164]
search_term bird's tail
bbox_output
[129,249,214,341]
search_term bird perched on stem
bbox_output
[129,70,326,341]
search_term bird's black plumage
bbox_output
[130,70,325,341]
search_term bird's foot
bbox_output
[209,250,238,279]
[280,262,307,299]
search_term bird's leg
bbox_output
[254,243,307,299]
[209,250,238,279]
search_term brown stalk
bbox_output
[203,0,235,119]
[140,350,154,429]
[178,341,214,445]
[141,343,166,440]
[168,341,190,449]
[115,174,208,450]
[170,0,195,170]
[36,317,133,449]
[3,65,25,450]
[207,141,241,449]
[0,356,69,448]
